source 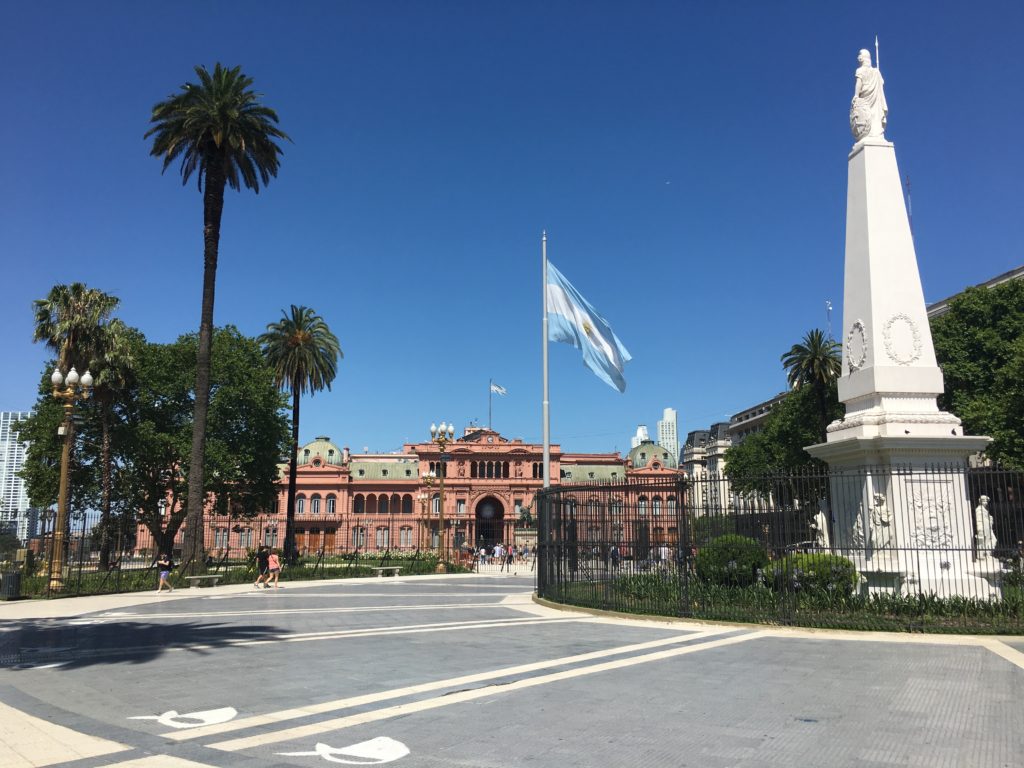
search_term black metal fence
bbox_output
[536,467,1024,633]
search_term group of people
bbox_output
[477,543,533,570]
[253,546,282,588]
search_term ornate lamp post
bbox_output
[39,508,55,573]
[49,366,93,591]
[429,421,455,563]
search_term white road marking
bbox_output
[91,600,526,621]
[207,630,765,752]
[96,756,222,768]
[129,707,237,729]
[279,737,410,764]
[976,638,1024,670]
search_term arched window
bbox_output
[610,499,622,519]
[503,462,510,478]
[353,495,365,515]
[402,495,413,514]
[652,497,662,517]
[485,461,492,478]
[326,495,337,515]
[379,496,389,516]
[431,493,440,516]
[296,496,306,515]
[311,494,321,515]
[638,496,648,517]
[667,496,676,517]
[366,494,378,516]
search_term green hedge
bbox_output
[694,534,768,587]
[766,552,859,596]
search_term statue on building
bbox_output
[974,495,997,556]
[869,492,892,549]
[850,46,888,141]
[811,505,831,549]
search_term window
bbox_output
[653,497,662,517]
[457,499,466,516]
[405,469,412,477]
[431,493,440,516]
[296,496,306,515]
[326,495,337,515]
[353,526,366,548]
[638,497,648,517]
[400,526,414,547]
[311,495,321,515]
[379,496,389,516]
[588,472,595,479]
[358,469,365,477]
[214,528,228,549]
[382,469,388,477]
[264,527,279,547]
[239,528,253,548]
[514,499,522,518]
[354,496,365,515]
[402,496,413,514]
[375,527,389,549]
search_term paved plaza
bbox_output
[1,570,1023,768]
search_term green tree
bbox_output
[118,327,290,555]
[259,306,341,563]
[146,64,289,571]
[932,280,1024,467]
[780,328,841,441]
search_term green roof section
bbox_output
[626,440,678,469]
[349,460,419,481]
[560,464,625,482]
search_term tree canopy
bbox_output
[932,279,1024,468]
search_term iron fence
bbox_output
[536,467,1024,633]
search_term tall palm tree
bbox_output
[146,63,289,571]
[260,306,341,563]
[91,320,135,570]
[33,283,121,562]
[781,328,842,439]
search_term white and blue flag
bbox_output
[546,261,631,392]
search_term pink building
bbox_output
[134,427,681,558]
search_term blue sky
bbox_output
[2,1,1022,456]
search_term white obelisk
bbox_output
[806,46,993,597]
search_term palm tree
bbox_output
[781,328,842,439]
[146,64,289,572]
[90,320,136,570]
[33,283,121,565]
[260,306,341,564]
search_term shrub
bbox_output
[694,534,768,587]
[691,516,736,546]
[767,552,859,596]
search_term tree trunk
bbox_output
[183,161,226,576]
[284,384,300,565]
[98,407,112,571]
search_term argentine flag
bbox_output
[546,261,632,392]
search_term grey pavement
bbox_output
[1,571,1022,768]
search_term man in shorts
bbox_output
[253,546,271,588]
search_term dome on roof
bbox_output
[298,436,343,466]
[627,439,678,469]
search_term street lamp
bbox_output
[49,366,93,591]
[39,508,55,574]
[429,421,455,563]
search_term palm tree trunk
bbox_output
[284,384,300,565]
[98,407,112,571]
[183,162,226,576]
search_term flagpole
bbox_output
[488,378,492,429]
[542,231,550,488]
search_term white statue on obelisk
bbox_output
[806,43,995,598]
[850,42,888,141]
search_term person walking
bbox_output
[267,549,282,588]
[253,546,271,588]
[156,552,174,593]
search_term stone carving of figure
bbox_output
[850,48,888,141]
[975,495,997,556]
[811,505,831,549]
[851,507,866,549]
[458,461,465,478]
[869,492,892,549]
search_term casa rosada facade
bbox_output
[134,427,682,557]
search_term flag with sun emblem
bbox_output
[545,261,631,392]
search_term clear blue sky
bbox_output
[2,2,1022,455]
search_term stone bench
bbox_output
[370,566,402,578]
[183,574,223,588]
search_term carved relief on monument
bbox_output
[846,320,867,373]
[908,491,953,549]
[882,313,922,365]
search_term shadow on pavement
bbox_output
[0,619,282,669]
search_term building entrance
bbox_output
[474,496,505,547]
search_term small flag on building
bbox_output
[490,382,508,395]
